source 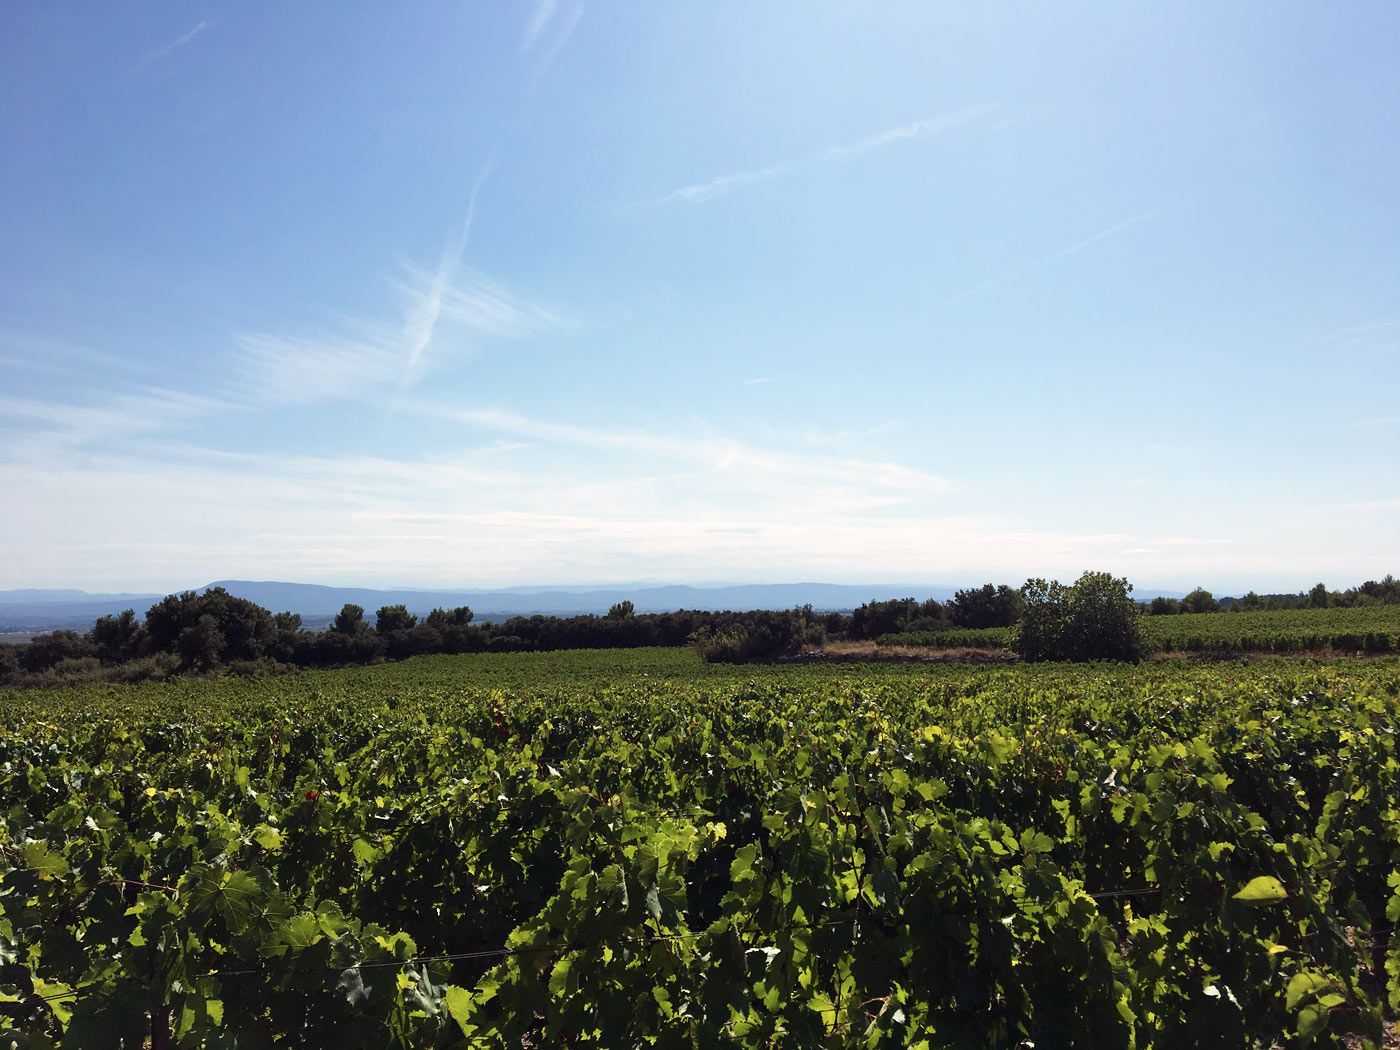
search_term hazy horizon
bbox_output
[3,4,1396,590]
[0,572,1378,602]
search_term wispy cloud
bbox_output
[0,330,165,380]
[0,388,222,451]
[659,103,997,205]
[520,0,557,52]
[523,0,584,85]
[138,19,212,68]
[1036,211,1155,266]
[232,266,569,409]
[825,105,1000,160]
[743,376,777,386]
[663,164,792,205]
[1320,320,1399,342]
[929,210,1156,314]
[1347,416,1398,429]
[0,390,1367,590]
[442,405,954,503]
[399,157,496,389]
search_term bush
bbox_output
[298,629,387,668]
[145,588,275,664]
[112,653,179,684]
[1180,588,1219,614]
[690,612,799,663]
[439,624,487,654]
[948,584,1021,628]
[20,631,97,672]
[1015,571,1145,663]
[849,598,949,640]
[385,625,443,660]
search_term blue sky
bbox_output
[2,2,1397,593]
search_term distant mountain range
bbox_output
[0,580,1189,634]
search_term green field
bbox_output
[2,648,1398,1046]
[881,604,1400,655]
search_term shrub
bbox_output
[385,625,443,660]
[113,653,179,684]
[225,657,295,679]
[20,631,97,673]
[948,584,1022,628]
[1015,571,1145,663]
[1180,588,1219,614]
[690,612,799,663]
[849,598,949,640]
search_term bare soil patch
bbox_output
[794,641,1017,665]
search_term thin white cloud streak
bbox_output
[1036,211,1156,266]
[660,103,997,205]
[138,20,211,68]
[927,275,1011,314]
[528,1,584,86]
[662,164,792,205]
[520,0,557,52]
[1320,320,1400,342]
[231,267,569,409]
[0,330,164,377]
[400,156,497,388]
[445,405,954,497]
[929,210,1156,314]
[824,105,1001,160]
[0,389,221,449]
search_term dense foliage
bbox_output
[1,649,1397,1046]
[1149,576,1400,615]
[882,605,1400,657]
[4,575,1398,685]
[1014,572,1146,663]
[0,588,829,685]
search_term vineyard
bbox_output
[880,604,1400,655]
[2,648,1398,1046]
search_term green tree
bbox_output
[1180,588,1220,614]
[177,614,225,672]
[272,611,302,632]
[375,605,418,634]
[607,600,635,620]
[1147,596,1181,615]
[332,604,367,635]
[424,606,474,628]
[144,587,274,663]
[1014,571,1145,662]
[1308,582,1329,609]
[949,584,1021,628]
[91,608,147,663]
[18,630,97,673]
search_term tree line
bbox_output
[2,574,1396,684]
[0,589,826,685]
[1145,576,1400,615]
[0,582,1035,685]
